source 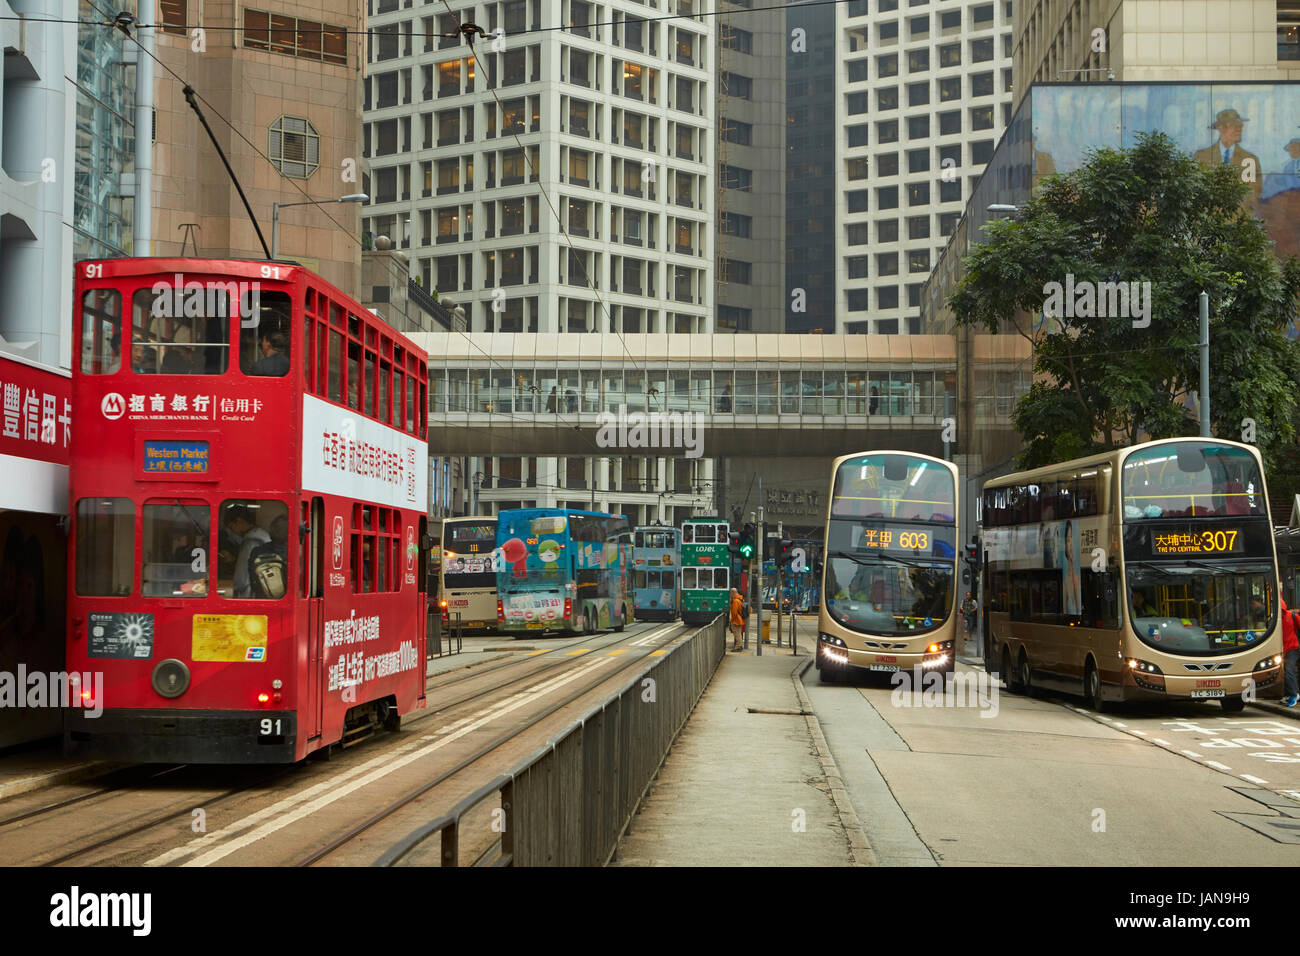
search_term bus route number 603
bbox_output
[260,718,283,736]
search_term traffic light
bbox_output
[738,523,756,560]
[775,538,795,567]
[964,543,981,574]
[728,531,743,557]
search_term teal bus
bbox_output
[633,525,680,621]
[495,508,633,636]
[681,517,730,626]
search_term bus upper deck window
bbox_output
[81,290,121,374]
[131,288,230,374]
[241,290,292,377]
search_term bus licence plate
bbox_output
[870,664,899,673]
[1191,689,1225,699]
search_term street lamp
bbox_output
[986,204,1019,217]
[271,193,368,260]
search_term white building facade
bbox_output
[837,0,1014,334]
[363,0,714,336]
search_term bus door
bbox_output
[416,516,428,702]
[305,497,326,740]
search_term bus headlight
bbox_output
[927,640,953,654]
[1256,656,1282,671]
[1126,658,1163,674]
[819,634,846,648]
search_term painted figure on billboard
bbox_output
[1192,108,1262,202]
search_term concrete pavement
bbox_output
[612,640,868,866]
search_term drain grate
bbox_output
[746,707,812,716]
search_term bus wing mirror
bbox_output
[299,521,310,541]
[421,533,435,551]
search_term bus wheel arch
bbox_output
[1001,645,1023,695]
[1221,694,1247,713]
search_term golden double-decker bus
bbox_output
[980,438,1283,712]
[438,516,499,632]
[817,451,960,683]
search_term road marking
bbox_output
[527,649,549,656]
[649,649,667,657]
[606,649,629,656]
[565,648,590,656]
[1111,721,1127,728]
[1131,730,1147,736]
[1152,738,1173,747]
[1181,750,1202,758]
[1205,760,1232,771]
[146,656,616,867]
[1241,774,1270,785]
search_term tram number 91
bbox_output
[259,718,284,736]
[898,532,929,550]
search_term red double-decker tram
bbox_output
[66,258,430,763]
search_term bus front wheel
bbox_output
[1002,647,1024,695]
[1221,695,1247,714]
[1085,660,1108,713]
[614,605,627,632]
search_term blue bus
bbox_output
[496,508,633,636]
[632,525,680,621]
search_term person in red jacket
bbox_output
[1282,593,1299,707]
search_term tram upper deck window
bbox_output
[76,498,134,595]
[1122,443,1265,519]
[131,288,230,374]
[240,290,292,377]
[80,290,122,374]
[142,501,210,597]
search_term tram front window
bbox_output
[824,555,952,635]
[1127,566,1273,655]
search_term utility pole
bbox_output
[1199,291,1210,437]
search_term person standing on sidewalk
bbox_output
[960,591,978,642]
[729,587,745,652]
[1281,593,1299,707]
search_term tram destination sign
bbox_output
[143,439,209,474]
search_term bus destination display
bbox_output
[143,440,209,474]
[1152,529,1244,555]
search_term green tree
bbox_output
[949,132,1300,504]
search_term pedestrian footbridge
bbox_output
[408,332,1029,458]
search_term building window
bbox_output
[877,152,899,176]
[907,215,929,239]
[847,190,869,213]
[877,219,899,243]
[971,71,994,97]
[877,87,898,111]
[971,139,994,164]
[720,164,753,190]
[939,77,961,101]
[160,0,187,35]
[848,289,869,311]
[848,60,869,83]
[877,53,898,77]
[269,116,320,179]
[939,211,960,235]
[877,185,898,209]
[907,82,929,107]
[847,223,868,245]
[938,42,961,67]
[908,149,929,173]
[720,25,753,53]
[719,258,752,284]
[971,37,994,62]
[907,48,929,72]
[939,178,961,202]
[717,306,752,330]
[847,255,868,278]
[848,124,869,147]
[848,158,870,181]
[243,9,347,65]
[720,213,752,237]
[877,252,898,276]
[877,119,899,143]
[722,119,753,145]
[970,105,995,131]
[878,287,899,310]
[907,181,930,205]
[907,114,930,139]
[938,110,962,135]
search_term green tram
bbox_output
[681,516,731,626]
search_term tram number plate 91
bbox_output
[259,718,285,736]
[870,664,899,673]
[1191,689,1226,699]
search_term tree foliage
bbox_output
[948,132,1300,504]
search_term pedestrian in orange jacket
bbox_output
[729,587,745,652]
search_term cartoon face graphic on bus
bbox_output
[538,539,562,575]
[500,537,529,578]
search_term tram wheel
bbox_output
[1221,695,1247,714]
[1085,660,1108,713]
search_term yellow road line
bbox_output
[527,649,549,656]
[565,648,590,656]
[606,649,629,656]
[649,649,667,657]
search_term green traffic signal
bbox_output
[739,541,754,558]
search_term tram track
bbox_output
[293,622,695,867]
[0,621,683,867]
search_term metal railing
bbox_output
[378,614,726,866]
